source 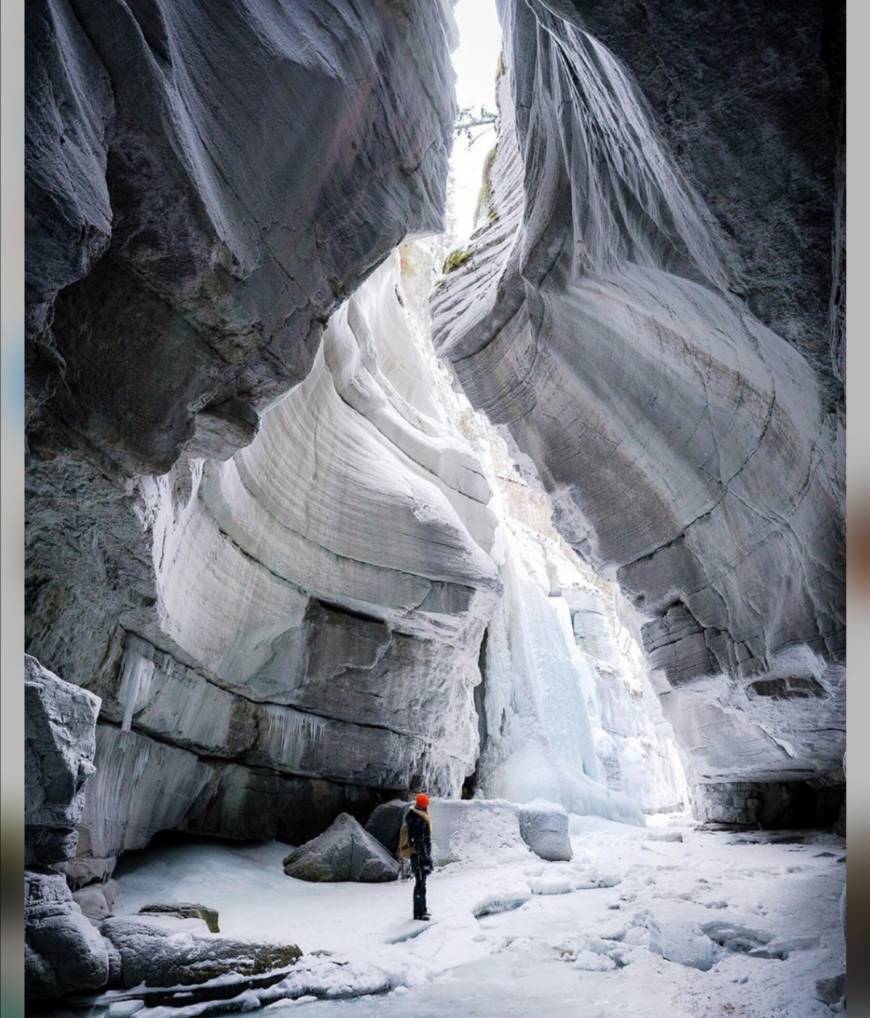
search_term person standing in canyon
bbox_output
[400,793,433,920]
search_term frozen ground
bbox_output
[104,814,844,1018]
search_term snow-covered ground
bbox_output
[109,814,845,1018]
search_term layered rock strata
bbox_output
[59,250,500,884]
[432,0,845,798]
[26,0,504,878]
[25,657,108,999]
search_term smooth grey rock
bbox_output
[25,655,100,867]
[28,0,455,475]
[282,813,399,883]
[518,803,572,862]
[365,800,412,857]
[139,902,220,934]
[100,913,300,988]
[25,871,110,999]
[432,1,845,793]
[72,880,119,922]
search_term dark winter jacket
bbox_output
[405,807,432,867]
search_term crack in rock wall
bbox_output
[431,0,845,798]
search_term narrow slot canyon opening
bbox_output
[23,0,845,1013]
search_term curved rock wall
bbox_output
[432,0,845,793]
[60,249,503,882]
[25,0,497,878]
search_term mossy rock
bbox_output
[139,902,220,934]
[442,248,472,274]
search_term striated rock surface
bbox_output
[100,913,300,989]
[26,0,485,872]
[282,813,399,883]
[52,252,500,879]
[432,0,845,795]
[24,657,107,999]
[25,871,110,999]
[27,0,456,473]
[25,655,101,867]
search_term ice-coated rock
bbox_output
[100,913,300,989]
[432,0,845,796]
[42,248,501,877]
[428,799,530,867]
[139,902,220,934]
[517,804,572,862]
[72,880,119,922]
[25,871,110,999]
[64,724,385,884]
[648,917,716,971]
[25,0,488,876]
[25,655,100,867]
[282,813,400,883]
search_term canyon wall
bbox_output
[432,0,845,809]
[25,0,844,880]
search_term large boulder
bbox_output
[364,800,411,856]
[25,872,111,999]
[282,813,399,882]
[518,803,572,862]
[25,655,100,867]
[100,913,300,989]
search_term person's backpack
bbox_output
[398,820,413,860]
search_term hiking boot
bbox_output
[413,913,432,921]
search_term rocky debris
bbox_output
[431,0,845,797]
[99,913,300,989]
[25,655,100,867]
[25,872,111,999]
[517,804,572,862]
[282,814,399,883]
[139,902,220,933]
[72,880,119,923]
[365,800,411,856]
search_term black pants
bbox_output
[411,856,428,917]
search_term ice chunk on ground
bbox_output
[648,918,716,971]
[518,803,572,861]
[429,799,530,867]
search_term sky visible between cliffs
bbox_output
[449,0,501,243]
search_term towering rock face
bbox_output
[25,1,499,877]
[432,0,845,804]
[58,249,501,884]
